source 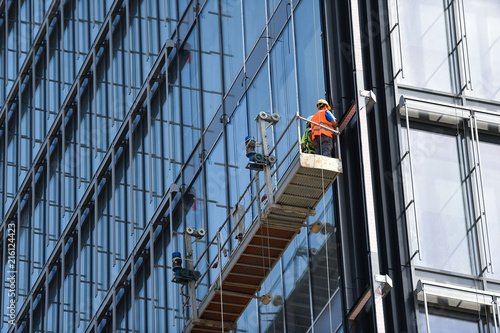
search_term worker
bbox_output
[310,99,338,157]
[300,116,315,154]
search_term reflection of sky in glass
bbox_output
[410,127,473,275]
[480,140,500,279]
[398,0,454,92]
[463,0,500,101]
[419,311,482,333]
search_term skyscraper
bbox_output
[1,0,499,332]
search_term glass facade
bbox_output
[392,0,500,331]
[0,0,343,332]
[1,0,499,332]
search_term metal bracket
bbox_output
[360,90,377,113]
[375,274,393,297]
[165,39,176,52]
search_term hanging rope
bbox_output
[312,0,334,329]
[217,231,225,332]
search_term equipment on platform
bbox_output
[172,252,201,284]
[177,112,343,333]
[245,113,280,171]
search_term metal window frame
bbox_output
[417,279,500,333]
[1,0,308,329]
[4,36,179,333]
[1,0,128,234]
[398,96,497,274]
[469,114,493,274]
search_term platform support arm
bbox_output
[257,115,274,205]
[184,234,199,322]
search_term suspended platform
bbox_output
[185,151,342,332]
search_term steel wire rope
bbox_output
[217,231,225,333]
[268,9,280,332]
[232,108,241,239]
[458,102,486,324]
[312,0,334,330]
[452,99,489,326]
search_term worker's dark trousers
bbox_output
[314,135,333,157]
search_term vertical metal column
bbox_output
[29,295,33,333]
[77,209,81,327]
[109,19,114,127]
[17,0,20,58]
[94,181,98,297]
[92,0,95,28]
[126,0,131,95]
[61,237,65,331]
[62,109,66,218]
[46,143,50,247]
[18,79,21,176]
[112,148,116,267]
[32,52,36,148]
[169,190,176,327]
[147,83,153,203]
[76,0,79,59]
[46,17,50,119]
[150,226,156,333]
[422,288,431,333]
[31,168,35,274]
[14,195,20,302]
[492,301,498,333]
[17,196,21,304]
[129,117,135,235]
[77,80,81,188]
[349,0,385,331]
[4,107,7,204]
[496,300,500,331]
[165,49,171,170]
[0,226,4,329]
[145,0,150,61]
[5,0,7,86]
[131,255,136,333]
[112,287,116,333]
[93,47,98,158]
[61,1,64,90]
[45,268,49,331]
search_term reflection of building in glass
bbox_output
[1,0,499,332]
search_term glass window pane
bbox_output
[308,190,339,317]
[479,137,500,279]
[463,0,500,101]
[282,231,312,331]
[419,307,488,333]
[222,0,244,94]
[247,61,270,137]
[295,0,325,116]
[243,0,266,58]
[271,20,298,180]
[397,0,456,92]
[181,32,201,158]
[200,0,222,128]
[404,125,475,275]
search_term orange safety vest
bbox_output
[310,110,335,141]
